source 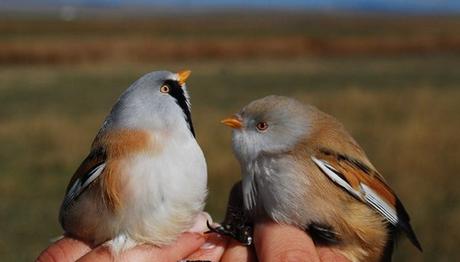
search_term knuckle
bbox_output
[36,243,69,262]
[37,249,60,262]
[274,248,313,262]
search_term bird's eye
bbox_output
[256,121,269,132]
[160,85,170,93]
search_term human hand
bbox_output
[37,213,229,262]
[37,233,230,262]
[221,221,350,262]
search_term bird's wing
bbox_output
[61,147,107,211]
[311,149,398,224]
[311,148,422,250]
[61,129,152,214]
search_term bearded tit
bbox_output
[216,95,421,262]
[59,70,208,254]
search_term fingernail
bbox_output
[200,242,216,250]
[200,234,224,250]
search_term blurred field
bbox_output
[0,13,459,261]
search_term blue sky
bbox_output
[2,0,460,14]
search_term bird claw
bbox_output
[206,219,253,246]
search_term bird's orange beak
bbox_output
[177,70,191,86]
[221,115,243,129]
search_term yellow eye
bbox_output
[160,85,170,93]
[256,121,269,131]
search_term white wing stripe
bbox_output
[62,163,106,210]
[311,157,361,199]
[360,183,399,225]
[312,156,399,226]
[81,163,106,190]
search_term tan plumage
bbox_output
[221,95,421,262]
[290,117,392,261]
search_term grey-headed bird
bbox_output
[218,95,421,262]
[59,70,208,254]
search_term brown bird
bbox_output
[215,95,421,262]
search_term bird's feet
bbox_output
[206,216,253,246]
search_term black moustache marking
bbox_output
[163,79,195,137]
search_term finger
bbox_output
[221,239,257,262]
[37,237,92,262]
[188,211,214,233]
[317,246,350,262]
[185,233,228,261]
[254,221,321,262]
[77,233,205,262]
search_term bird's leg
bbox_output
[206,181,254,246]
[206,208,253,246]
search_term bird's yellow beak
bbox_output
[177,70,191,86]
[221,115,243,129]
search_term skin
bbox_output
[38,222,348,262]
[37,233,209,262]
[221,221,350,262]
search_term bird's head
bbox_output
[109,70,195,137]
[222,95,311,163]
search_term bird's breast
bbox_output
[243,155,310,225]
[124,132,207,202]
[114,132,207,243]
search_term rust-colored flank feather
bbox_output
[316,148,397,207]
[66,129,151,212]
